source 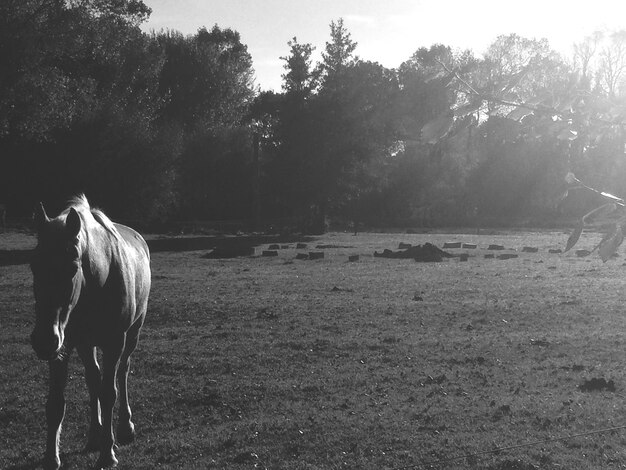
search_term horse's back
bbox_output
[113,223,151,316]
[114,223,150,261]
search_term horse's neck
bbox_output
[82,224,116,285]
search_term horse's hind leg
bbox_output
[77,346,102,452]
[116,318,144,445]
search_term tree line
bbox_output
[2,0,626,232]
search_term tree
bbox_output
[0,0,184,219]
[398,44,466,142]
[0,0,153,142]
[380,45,480,226]
[156,26,255,131]
[281,37,318,96]
[598,30,626,98]
[573,31,603,87]
[262,21,401,232]
[153,26,256,219]
[319,18,358,87]
[0,0,80,141]
[309,43,399,230]
[416,31,626,255]
[262,38,319,226]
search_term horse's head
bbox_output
[30,203,84,361]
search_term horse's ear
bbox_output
[34,202,49,232]
[66,208,81,238]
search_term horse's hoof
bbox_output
[42,454,61,470]
[116,421,135,446]
[96,452,118,469]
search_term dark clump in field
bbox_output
[373,242,453,262]
[497,253,519,260]
[578,377,616,392]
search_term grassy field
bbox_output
[3,230,626,469]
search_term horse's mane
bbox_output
[66,194,120,238]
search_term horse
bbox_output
[30,195,151,470]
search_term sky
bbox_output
[140,0,626,92]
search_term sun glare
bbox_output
[382,0,626,62]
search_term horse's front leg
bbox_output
[43,355,70,470]
[77,345,102,452]
[96,337,125,469]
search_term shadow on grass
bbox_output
[0,249,32,266]
[6,448,111,470]
[0,234,316,266]
[5,461,39,470]
[148,234,314,254]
